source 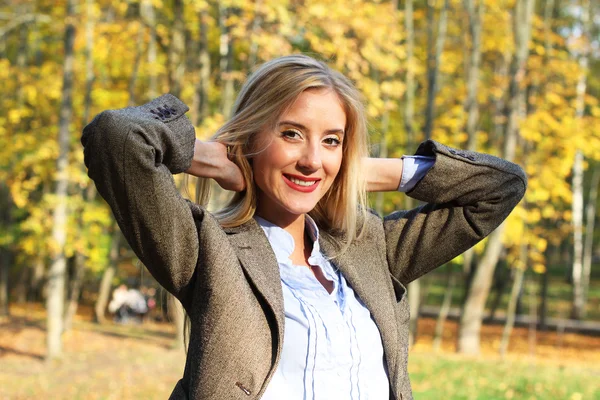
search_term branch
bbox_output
[0,13,51,39]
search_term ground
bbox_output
[0,303,598,399]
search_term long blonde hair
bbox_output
[192,54,369,247]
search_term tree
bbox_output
[46,0,76,360]
[458,0,535,355]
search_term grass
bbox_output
[409,352,599,400]
[1,303,599,399]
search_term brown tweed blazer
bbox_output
[82,94,527,400]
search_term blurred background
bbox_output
[1,0,599,399]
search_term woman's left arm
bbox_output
[373,140,527,285]
[364,158,404,192]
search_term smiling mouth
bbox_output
[288,176,317,186]
[283,174,321,192]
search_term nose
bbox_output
[297,142,322,172]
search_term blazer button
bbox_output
[235,382,251,396]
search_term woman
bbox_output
[82,55,526,400]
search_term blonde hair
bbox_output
[192,54,369,248]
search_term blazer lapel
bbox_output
[224,220,285,352]
[319,233,400,380]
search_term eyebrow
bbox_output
[278,120,345,136]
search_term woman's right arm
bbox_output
[82,94,201,305]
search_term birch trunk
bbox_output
[499,242,527,357]
[169,294,185,349]
[571,0,591,320]
[248,0,263,67]
[219,4,235,117]
[94,229,121,324]
[433,265,456,351]
[460,0,483,314]
[404,0,415,148]
[582,165,599,307]
[193,8,211,125]
[47,0,76,360]
[458,0,534,355]
[82,0,95,125]
[571,150,584,319]
[423,0,449,140]
[464,0,483,152]
[0,182,12,316]
[141,0,157,99]
[128,25,144,107]
[63,254,85,331]
[0,248,8,316]
[168,0,185,98]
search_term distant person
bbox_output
[82,55,526,399]
[108,284,130,323]
[126,288,148,322]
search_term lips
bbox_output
[283,174,321,193]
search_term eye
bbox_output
[281,129,302,140]
[323,136,342,147]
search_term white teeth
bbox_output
[289,177,317,186]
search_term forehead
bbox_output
[279,88,347,129]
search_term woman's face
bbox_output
[252,88,346,226]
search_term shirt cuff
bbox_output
[398,155,435,192]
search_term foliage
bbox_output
[1,0,599,303]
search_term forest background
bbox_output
[1,0,599,398]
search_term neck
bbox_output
[255,212,312,266]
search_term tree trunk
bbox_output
[582,164,599,307]
[433,264,456,351]
[248,0,263,67]
[527,274,537,356]
[128,24,145,107]
[458,0,534,355]
[403,0,415,148]
[193,8,211,125]
[64,0,96,331]
[82,0,95,125]
[464,0,483,152]
[571,150,585,319]
[47,0,76,360]
[486,264,509,322]
[460,0,483,304]
[571,0,591,320]
[499,243,527,357]
[408,280,420,347]
[423,0,449,139]
[141,0,157,99]
[168,293,185,349]
[0,182,13,316]
[95,228,121,323]
[0,248,9,316]
[219,4,235,117]
[63,254,85,331]
[168,0,185,98]
[458,225,505,353]
[538,262,549,330]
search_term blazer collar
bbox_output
[224,220,285,350]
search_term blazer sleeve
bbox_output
[81,94,199,304]
[384,140,527,285]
